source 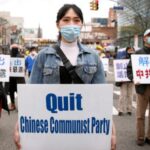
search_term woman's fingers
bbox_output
[14,122,21,150]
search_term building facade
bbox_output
[0,11,24,47]
[81,8,117,47]
[117,0,150,48]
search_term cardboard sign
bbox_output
[18,84,113,150]
[0,55,10,82]
[131,55,150,84]
[10,58,25,77]
[114,59,130,82]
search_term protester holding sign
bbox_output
[14,4,116,150]
[127,29,150,146]
[117,46,135,116]
[8,45,25,111]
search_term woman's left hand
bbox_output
[111,122,116,150]
[111,134,116,150]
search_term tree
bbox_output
[119,0,150,35]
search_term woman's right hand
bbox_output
[14,122,21,150]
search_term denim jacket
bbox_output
[29,42,106,84]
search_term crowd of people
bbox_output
[114,29,150,146]
[0,45,37,112]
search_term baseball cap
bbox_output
[144,29,150,36]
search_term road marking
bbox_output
[113,106,118,115]
[114,91,120,95]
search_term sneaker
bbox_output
[137,139,145,146]
[8,103,16,111]
[118,112,123,116]
[145,138,150,145]
[127,112,132,116]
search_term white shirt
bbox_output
[60,41,79,66]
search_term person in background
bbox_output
[25,46,37,77]
[14,4,116,150]
[127,29,150,146]
[118,46,135,116]
[8,45,25,111]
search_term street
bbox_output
[0,64,149,150]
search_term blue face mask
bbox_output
[146,37,150,44]
[60,25,81,42]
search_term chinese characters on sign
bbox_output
[10,58,25,77]
[114,59,130,82]
[0,55,10,82]
[131,55,150,84]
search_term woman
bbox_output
[14,4,116,150]
[8,46,25,111]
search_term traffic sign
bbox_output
[113,6,124,10]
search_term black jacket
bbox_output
[127,46,150,94]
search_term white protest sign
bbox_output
[10,57,25,77]
[131,55,150,84]
[114,59,130,82]
[101,58,109,72]
[18,84,113,150]
[0,55,10,82]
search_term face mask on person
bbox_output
[60,25,81,42]
[146,37,150,44]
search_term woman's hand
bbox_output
[111,122,116,150]
[14,122,21,150]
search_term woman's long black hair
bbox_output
[56,4,84,40]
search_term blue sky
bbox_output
[0,0,116,39]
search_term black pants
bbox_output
[0,82,9,112]
[9,77,25,104]
[9,78,17,104]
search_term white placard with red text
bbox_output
[131,55,150,84]
[18,84,113,150]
